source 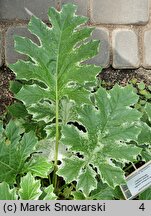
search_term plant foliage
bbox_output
[0,120,53,184]
[4,3,150,200]
[57,85,142,197]
[9,4,101,123]
[0,173,56,200]
[9,4,101,187]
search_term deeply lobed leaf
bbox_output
[0,121,52,183]
[9,3,101,123]
[57,85,142,196]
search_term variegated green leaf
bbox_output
[77,166,97,197]
[57,157,84,183]
[102,142,143,163]
[0,121,39,183]
[137,103,151,153]
[98,163,125,187]
[28,101,55,123]
[35,138,67,162]
[26,156,54,178]
[90,181,114,200]
[43,185,57,200]
[60,98,75,125]
[15,84,52,106]
[0,182,17,200]
[18,172,41,200]
[145,103,151,122]
[138,122,151,146]
[58,85,142,195]
[9,3,101,124]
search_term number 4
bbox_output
[139,203,145,211]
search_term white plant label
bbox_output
[121,161,151,199]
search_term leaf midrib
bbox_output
[54,12,69,166]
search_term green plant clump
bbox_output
[0,3,150,200]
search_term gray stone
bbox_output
[91,0,149,25]
[88,27,110,68]
[0,0,56,21]
[143,29,151,68]
[112,29,140,69]
[5,26,39,65]
[61,0,88,16]
[0,31,2,66]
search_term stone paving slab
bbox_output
[112,29,140,69]
[61,0,88,16]
[0,0,56,21]
[91,0,149,25]
[143,29,151,69]
[5,26,39,65]
[88,27,110,68]
[1,0,151,70]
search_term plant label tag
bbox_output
[120,161,151,200]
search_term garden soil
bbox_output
[0,65,151,115]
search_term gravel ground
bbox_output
[0,65,151,116]
[0,66,15,116]
[100,67,151,86]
